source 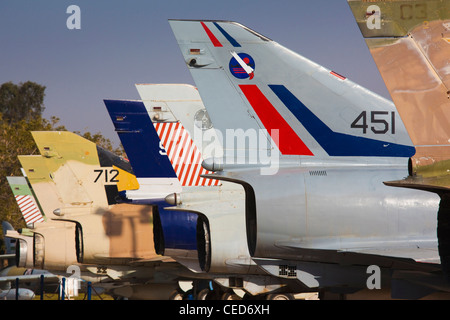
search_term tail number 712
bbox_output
[351,111,396,135]
[94,169,119,183]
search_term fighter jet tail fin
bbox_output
[105,97,219,188]
[348,0,450,191]
[105,100,182,201]
[169,19,415,171]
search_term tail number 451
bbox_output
[351,111,396,135]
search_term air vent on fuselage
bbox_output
[309,170,327,176]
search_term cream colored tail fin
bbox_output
[349,0,450,191]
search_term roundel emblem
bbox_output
[229,53,255,79]
[194,109,213,131]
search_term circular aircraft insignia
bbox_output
[194,109,213,131]
[229,53,255,79]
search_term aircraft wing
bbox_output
[0,254,15,260]
[348,0,450,192]
[0,273,59,283]
[275,238,439,264]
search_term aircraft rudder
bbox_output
[104,99,178,180]
[348,0,450,177]
[170,19,417,162]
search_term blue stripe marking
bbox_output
[269,85,416,158]
[213,22,241,47]
[104,100,177,178]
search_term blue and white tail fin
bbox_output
[104,99,182,201]
[106,94,219,188]
[169,20,416,166]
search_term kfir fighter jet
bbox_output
[135,85,297,294]
[0,221,59,300]
[5,173,89,298]
[168,19,447,298]
[6,131,199,299]
[348,0,450,276]
[106,94,304,299]
[16,131,158,268]
[104,99,204,271]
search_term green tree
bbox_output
[0,114,59,229]
[0,81,124,255]
[0,81,46,124]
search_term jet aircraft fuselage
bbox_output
[212,161,439,262]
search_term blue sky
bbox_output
[0,0,389,147]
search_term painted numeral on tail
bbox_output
[351,111,396,135]
[94,169,119,183]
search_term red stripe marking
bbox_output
[16,196,29,206]
[190,153,202,186]
[188,164,199,186]
[166,123,180,159]
[25,211,39,220]
[178,141,190,184]
[330,71,346,80]
[194,169,202,186]
[19,201,33,210]
[239,85,314,156]
[15,195,43,223]
[201,22,223,47]
[153,122,220,186]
